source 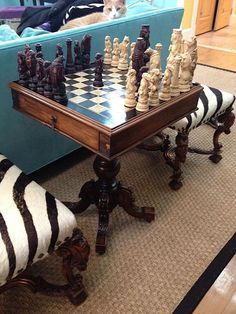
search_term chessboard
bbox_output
[65,65,135,127]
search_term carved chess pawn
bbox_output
[125,69,137,108]
[118,35,130,71]
[93,53,104,87]
[159,64,173,101]
[148,68,160,106]
[170,55,182,97]
[111,37,120,67]
[136,72,150,112]
[104,35,112,65]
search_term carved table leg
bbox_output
[73,155,155,254]
[209,107,235,163]
[165,132,189,190]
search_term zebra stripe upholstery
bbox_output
[170,84,235,132]
[0,154,78,287]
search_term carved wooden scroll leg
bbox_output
[168,131,189,190]
[209,107,235,163]
[117,186,155,223]
[0,229,90,305]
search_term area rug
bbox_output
[197,45,236,73]
[0,66,235,314]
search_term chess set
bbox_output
[16,25,198,126]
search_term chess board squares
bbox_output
[88,104,108,114]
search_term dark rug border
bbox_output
[197,62,236,74]
[173,232,236,314]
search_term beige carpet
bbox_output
[1,65,236,314]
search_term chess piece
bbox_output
[185,36,198,85]
[136,72,150,112]
[148,68,160,106]
[111,37,120,67]
[145,47,161,72]
[155,43,163,74]
[125,69,137,108]
[167,29,183,65]
[118,35,130,71]
[159,64,173,101]
[74,40,83,71]
[179,52,192,92]
[35,43,43,59]
[132,37,146,85]
[50,55,68,105]
[56,44,63,58]
[93,53,104,87]
[26,50,38,91]
[170,55,182,97]
[36,57,45,94]
[43,60,53,99]
[81,34,92,69]
[65,38,76,74]
[139,24,150,51]
[104,35,112,65]
[17,51,29,87]
[129,42,136,70]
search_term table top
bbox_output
[10,65,203,160]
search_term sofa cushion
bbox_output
[0,154,77,287]
[170,84,235,132]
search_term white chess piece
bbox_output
[125,69,137,108]
[129,42,136,70]
[145,47,161,72]
[148,68,160,106]
[136,72,150,112]
[118,35,130,71]
[111,37,120,67]
[179,52,192,92]
[155,43,162,74]
[159,64,173,101]
[170,55,182,97]
[104,35,112,65]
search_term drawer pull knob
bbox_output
[51,115,57,129]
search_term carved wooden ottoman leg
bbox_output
[169,132,189,190]
[209,106,235,163]
[57,228,90,305]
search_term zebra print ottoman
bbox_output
[164,84,235,190]
[0,154,90,305]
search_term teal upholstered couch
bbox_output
[0,1,183,173]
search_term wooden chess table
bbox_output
[10,65,203,254]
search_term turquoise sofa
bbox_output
[0,1,183,173]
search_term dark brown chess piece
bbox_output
[132,37,146,86]
[139,24,150,51]
[17,51,29,87]
[93,53,104,87]
[43,60,53,99]
[26,50,38,91]
[74,40,83,71]
[81,34,92,69]
[36,57,45,95]
[56,44,63,58]
[65,38,76,74]
[35,43,43,59]
[50,55,68,105]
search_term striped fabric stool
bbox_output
[164,84,235,190]
[0,154,89,305]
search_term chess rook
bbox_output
[65,38,76,74]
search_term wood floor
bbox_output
[191,16,236,313]
[197,15,236,72]
[194,254,236,314]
